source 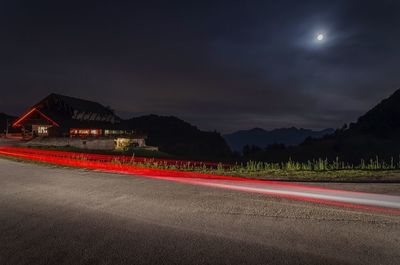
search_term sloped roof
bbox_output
[14,93,123,129]
[35,93,117,116]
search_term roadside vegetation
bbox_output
[3,146,400,182]
[118,157,400,182]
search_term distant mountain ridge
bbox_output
[242,88,400,162]
[224,127,334,152]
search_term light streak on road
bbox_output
[158,177,400,214]
[1,146,400,214]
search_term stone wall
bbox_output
[25,137,116,150]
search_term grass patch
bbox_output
[114,158,400,182]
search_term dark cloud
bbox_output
[1,0,399,132]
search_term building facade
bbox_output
[12,93,147,150]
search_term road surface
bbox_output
[0,158,399,265]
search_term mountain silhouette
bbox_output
[124,114,232,160]
[224,127,333,152]
[0,113,16,134]
[348,89,400,138]
[243,89,400,163]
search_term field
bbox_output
[2,146,400,182]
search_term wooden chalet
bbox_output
[13,93,133,138]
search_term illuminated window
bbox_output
[115,138,132,150]
[70,128,102,136]
[105,129,126,135]
[38,126,48,134]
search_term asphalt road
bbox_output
[0,158,399,265]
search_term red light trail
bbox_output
[1,146,231,168]
[12,108,60,127]
[1,146,400,214]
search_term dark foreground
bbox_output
[0,159,399,265]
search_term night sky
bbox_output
[1,0,399,133]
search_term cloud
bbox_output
[1,0,399,132]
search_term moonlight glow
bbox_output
[316,33,324,41]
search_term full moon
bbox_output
[316,33,324,41]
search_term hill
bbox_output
[243,89,400,163]
[0,113,17,134]
[349,89,400,137]
[124,115,232,160]
[224,127,333,152]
